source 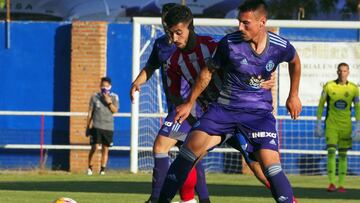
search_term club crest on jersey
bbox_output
[240,58,248,65]
[265,60,275,72]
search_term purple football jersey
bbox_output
[209,31,296,111]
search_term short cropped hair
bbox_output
[238,0,268,17]
[101,77,112,84]
[337,62,349,70]
[163,5,193,30]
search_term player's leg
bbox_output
[179,167,197,202]
[100,145,109,175]
[337,129,352,192]
[87,143,98,175]
[255,149,294,203]
[248,161,270,188]
[194,161,210,203]
[87,128,100,175]
[148,110,191,202]
[226,132,270,188]
[245,111,294,203]
[325,128,338,192]
[159,103,235,203]
[148,135,177,202]
[159,130,222,203]
[99,129,114,175]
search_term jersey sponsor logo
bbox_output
[252,131,277,139]
[334,99,347,109]
[240,58,248,65]
[248,75,265,89]
[265,60,275,72]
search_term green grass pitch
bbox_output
[0,171,359,203]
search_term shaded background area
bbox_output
[0,0,359,21]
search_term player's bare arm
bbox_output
[130,66,157,103]
[175,66,213,123]
[86,102,93,137]
[286,52,302,119]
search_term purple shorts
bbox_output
[192,103,279,152]
[158,109,192,142]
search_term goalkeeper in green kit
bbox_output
[315,62,360,192]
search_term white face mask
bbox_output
[101,85,111,94]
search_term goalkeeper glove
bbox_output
[352,121,360,142]
[314,120,323,138]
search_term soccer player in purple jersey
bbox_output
[159,0,301,203]
[130,4,210,203]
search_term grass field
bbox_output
[0,171,359,203]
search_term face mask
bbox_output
[101,85,111,94]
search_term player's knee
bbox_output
[338,149,347,159]
[90,145,97,152]
[153,142,169,154]
[327,147,336,155]
[179,146,197,162]
[264,163,282,178]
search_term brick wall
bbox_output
[69,21,108,173]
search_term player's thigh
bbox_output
[325,128,339,148]
[338,129,352,149]
[153,135,178,153]
[255,149,281,169]
[154,110,191,153]
[184,130,222,157]
[101,129,114,147]
[90,128,102,145]
[240,111,278,153]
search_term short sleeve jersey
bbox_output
[209,31,296,111]
[166,35,218,118]
[90,92,119,131]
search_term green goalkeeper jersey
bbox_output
[317,80,360,130]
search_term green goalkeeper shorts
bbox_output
[325,128,352,149]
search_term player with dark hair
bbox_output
[130,3,210,203]
[159,0,301,202]
[315,62,360,192]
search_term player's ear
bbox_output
[259,16,266,28]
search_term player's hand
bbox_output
[286,95,302,119]
[352,121,360,142]
[314,120,323,137]
[175,102,193,124]
[103,93,112,104]
[130,83,140,104]
[261,72,276,90]
[85,128,91,137]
